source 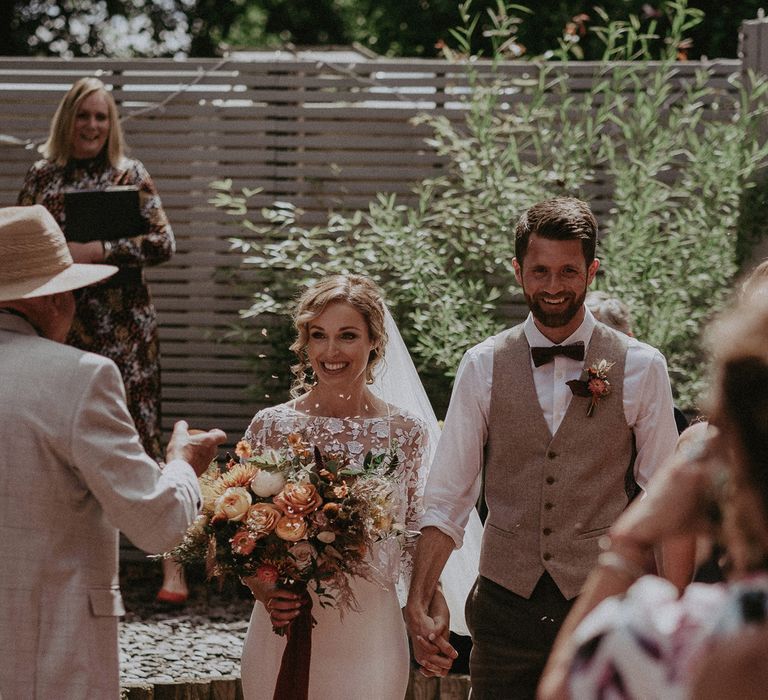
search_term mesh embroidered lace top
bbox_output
[244,402,428,605]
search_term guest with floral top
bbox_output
[17,77,185,604]
[538,283,768,700]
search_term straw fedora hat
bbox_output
[0,205,117,302]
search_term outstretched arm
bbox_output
[405,526,459,676]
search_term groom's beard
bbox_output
[524,286,587,328]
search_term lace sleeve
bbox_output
[395,415,429,606]
[243,409,281,450]
[242,405,304,451]
[404,421,428,542]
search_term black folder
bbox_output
[63,187,146,243]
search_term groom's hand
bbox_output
[405,588,457,677]
[166,420,227,475]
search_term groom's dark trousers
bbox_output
[466,572,574,700]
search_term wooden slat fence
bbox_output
[0,48,756,446]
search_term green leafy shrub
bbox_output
[212,0,768,412]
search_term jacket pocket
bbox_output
[89,587,126,616]
[574,525,611,540]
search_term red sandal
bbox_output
[155,588,188,606]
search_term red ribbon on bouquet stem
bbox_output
[272,582,314,700]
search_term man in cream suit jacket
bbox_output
[0,205,226,699]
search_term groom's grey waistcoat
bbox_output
[479,322,634,600]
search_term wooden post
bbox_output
[739,13,768,266]
[739,11,768,139]
[740,12,768,145]
[740,12,768,78]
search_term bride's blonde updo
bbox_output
[289,274,388,397]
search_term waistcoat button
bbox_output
[543,528,552,536]
[545,476,555,485]
[544,502,554,510]
[547,450,557,459]
[543,552,552,561]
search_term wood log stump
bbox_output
[123,682,154,699]
[153,680,212,699]
[123,668,467,699]
[211,677,243,700]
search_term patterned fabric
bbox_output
[244,402,428,605]
[568,573,768,700]
[18,156,175,460]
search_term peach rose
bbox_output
[231,529,258,555]
[246,503,282,537]
[250,468,286,498]
[275,515,308,542]
[273,482,323,516]
[255,563,279,584]
[212,487,252,522]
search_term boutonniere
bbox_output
[567,359,615,417]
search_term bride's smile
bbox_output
[321,361,347,372]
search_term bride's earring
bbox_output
[366,347,380,384]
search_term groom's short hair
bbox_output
[514,197,598,266]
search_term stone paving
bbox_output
[118,559,473,689]
[119,561,253,685]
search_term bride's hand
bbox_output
[264,587,304,628]
[242,576,304,628]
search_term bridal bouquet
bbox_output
[164,432,404,612]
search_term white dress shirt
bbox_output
[422,308,679,547]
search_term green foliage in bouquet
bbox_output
[212,0,768,411]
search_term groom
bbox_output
[406,197,679,698]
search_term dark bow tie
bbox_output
[530,341,585,367]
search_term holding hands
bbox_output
[405,586,458,678]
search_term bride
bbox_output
[239,274,479,699]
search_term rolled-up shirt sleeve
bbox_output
[421,339,493,548]
[625,343,679,492]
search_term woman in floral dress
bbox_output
[239,274,450,699]
[17,77,183,602]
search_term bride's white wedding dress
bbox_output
[239,403,428,700]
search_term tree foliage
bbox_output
[3,0,767,59]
